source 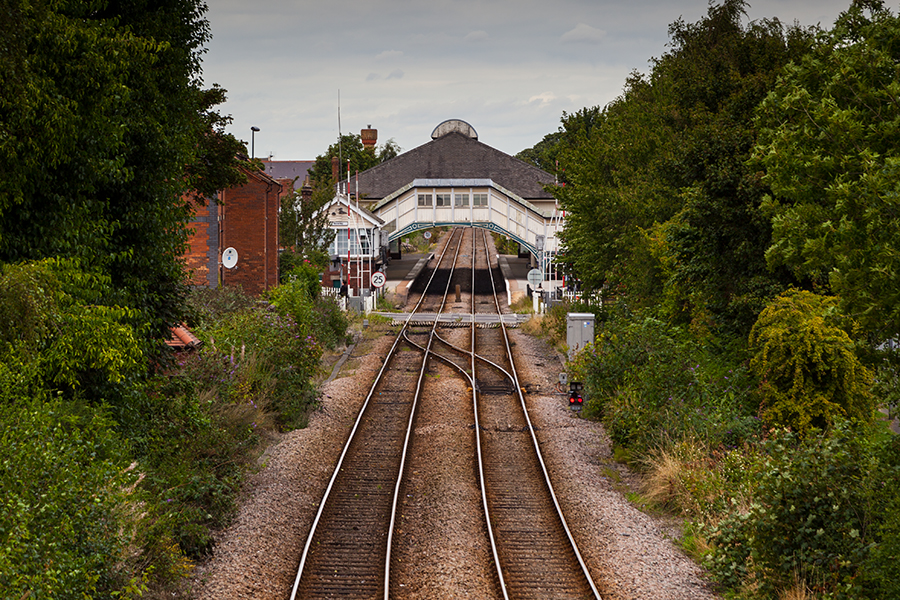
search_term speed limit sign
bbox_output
[371,271,386,288]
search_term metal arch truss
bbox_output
[390,221,541,258]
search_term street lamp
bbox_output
[250,126,260,159]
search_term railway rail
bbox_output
[290,227,601,599]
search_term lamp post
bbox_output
[250,126,260,159]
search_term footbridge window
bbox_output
[436,193,451,207]
[473,193,488,206]
[417,194,433,206]
[454,193,469,207]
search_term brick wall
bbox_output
[219,172,282,296]
[182,167,283,296]
[184,193,218,287]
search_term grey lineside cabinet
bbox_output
[566,313,595,360]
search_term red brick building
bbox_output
[184,165,284,296]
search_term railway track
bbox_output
[291,227,601,599]
[290,229,465,599]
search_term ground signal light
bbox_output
[568,381,583,411]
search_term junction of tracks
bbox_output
[290,227,602,599]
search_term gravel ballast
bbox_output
[191,327,720,600]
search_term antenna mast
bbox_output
[337,90,343,194]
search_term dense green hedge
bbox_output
[0,262,349,596]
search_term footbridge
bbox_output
[370,178,563,263]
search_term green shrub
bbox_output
[749,289,875,433]
[119,371,268,561]
[708,423,893,598]
[0,398,146,598]
[184,285,258,331]
[571,312,757,454]
[279,252,323,297]
[860,434,900,598]
[270,277,349,350]
[200,307,321,429]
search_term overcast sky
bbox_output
[200,0,855,161]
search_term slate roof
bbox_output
[348,131,555,201]
[263,160,314,190]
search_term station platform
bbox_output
[382,252,431,303]
[498,255,532,305]
[381,252,533,307]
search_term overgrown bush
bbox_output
[570,311,757,455]
[0,397,147,598]
[270,277,349,350]
[708,422,898,598]
[200,306,322,429]
[749,289,875,433]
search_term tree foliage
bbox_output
[307,133,400,189]
[749,289,874,432]
[0,0,247,347]
[279,182,336,268]
[754,0,900,340]
[553,0,814,337]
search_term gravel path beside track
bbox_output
[191,328,720,600]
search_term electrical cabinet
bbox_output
[566,312,595,359]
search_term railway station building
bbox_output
[339,119,565,290]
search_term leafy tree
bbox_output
[279,182,336,270]
[0,0,247,349]
[553,0,814,337]
[515,130,564,173]
[307,133,400,189]
[656,4,815,337]
[748,289,874,432]
[753,0,900,341]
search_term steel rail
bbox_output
[383,227,465,599]
[470,228,510,599]
[289,228,464,600]
[480,227,603,599]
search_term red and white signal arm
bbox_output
[371,271,386,288]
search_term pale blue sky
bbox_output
[201,0,856,160]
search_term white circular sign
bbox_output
[222,247,238,269]
[371,271,386,288]
[527,268,543,288]
[423,231,432,239]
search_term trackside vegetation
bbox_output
[520,1,900,597]
[0,0,350,597]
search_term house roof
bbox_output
[321,195,384,227]
[346,131,555,201]
[263,160,314,190]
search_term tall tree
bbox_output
[554,0,814,337]
[753,0,900,340]
[279,183,336,267]
[0,0,246,347]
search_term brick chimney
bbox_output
[361,125,377,151]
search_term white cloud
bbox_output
[561,23,606,44]
[375,49,404,61]
[528,92,557,106]
[386,69,405,80]
[464,30,489,42]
